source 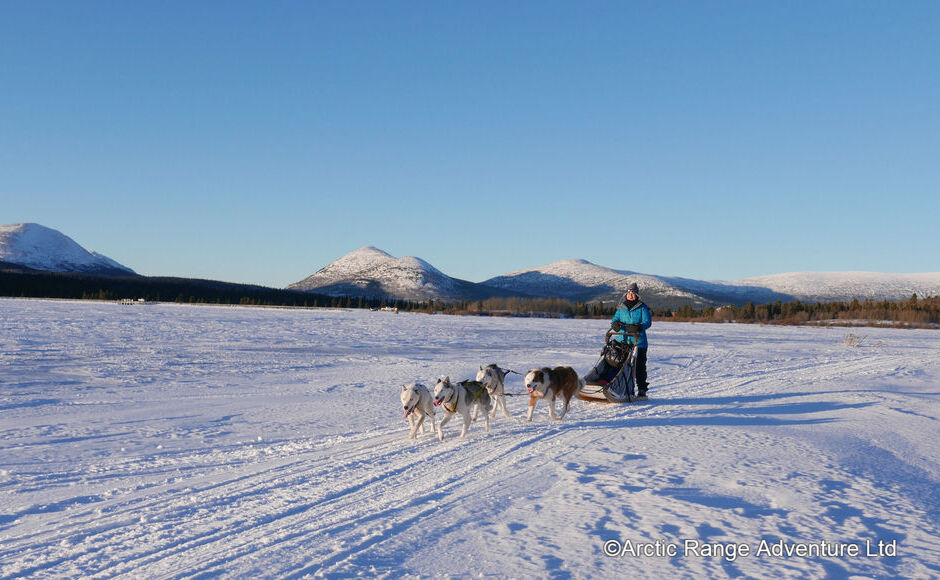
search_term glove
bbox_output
[610,321,623,332]
[624,324,642,333]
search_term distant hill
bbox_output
[482,259,714,310]
[6,223,938,308]
[725,271,940,303]
[288,247,526,302]
[289,247,940,307]
[0,223,135,276]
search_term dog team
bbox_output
[400,363,585,441]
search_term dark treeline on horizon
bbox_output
[0,271,330,308]
[421,296,940,327]
[2,271,938,327]
[668,296,940,327]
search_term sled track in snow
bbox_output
[4,302,939,579]
[1,408,651,579]
[0,348,906,578]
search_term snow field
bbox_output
[0,299,938,578]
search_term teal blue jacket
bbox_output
[611,301,652,348]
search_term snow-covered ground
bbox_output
[1,298,938,579]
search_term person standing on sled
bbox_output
[611,282,652,399]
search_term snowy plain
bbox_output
[0,298,938,579]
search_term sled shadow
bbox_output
[576,414,837,430]
[657,399,876,417]
[565,390,875,429]
[648,390,878,408]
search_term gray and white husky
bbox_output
[400,383,436,439]
[475,364,513,419]
[433,376,491,440]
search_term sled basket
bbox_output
[579,332,638,403]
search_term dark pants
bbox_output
[636,347,648,392]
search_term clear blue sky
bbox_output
[2,1,938,287]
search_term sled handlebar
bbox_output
[605,330,640,343]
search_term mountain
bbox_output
[0,223,136,276]
[288,247,523,302]
[725,271,940,303]
[291,247,940,307]
[488,262,940,307]
[485,260,940,307]
[483,259,714,310]
[657,276,796,306]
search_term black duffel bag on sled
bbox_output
[578,323,639,404]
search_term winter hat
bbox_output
[627,282,639,294]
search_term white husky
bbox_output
[400,383,436,439]
[475,364,513,419]
[433,376,491,440]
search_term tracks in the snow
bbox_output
[1,414,611,579]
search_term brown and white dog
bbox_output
[524,366,584,421]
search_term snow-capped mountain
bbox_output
[288,247,521,302]
[486,261,940,307]
[726,271,940,303]
[483,259,712,309]
[656,276,796,306]
[291,247,940,306]
[0,223,136,276]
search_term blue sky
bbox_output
[2,1,938,287]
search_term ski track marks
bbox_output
[1,300,938,578]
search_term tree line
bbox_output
[670,295,940,327]
[406,295,940,327]
[2,270,936,327]
[0,271,327,308]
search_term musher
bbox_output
[610,282,652,399]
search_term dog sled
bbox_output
[578,330,639,403]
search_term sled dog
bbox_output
[400,383,436,439]
[524,366,584,421]
[433,376,492,440]
[475,364,513,419]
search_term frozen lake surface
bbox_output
[1,299,938,578]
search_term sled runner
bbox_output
[578,331,639,403]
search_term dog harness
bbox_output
[442,381,488,414]
[460,381,488,404]
[442,389,458,414]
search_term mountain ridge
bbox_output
[291,247,940,308]
[5,224,938,307]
